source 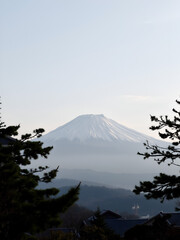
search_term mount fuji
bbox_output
[36,114,174,179]
[41,114,155,143]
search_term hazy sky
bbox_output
[1,0,180,137]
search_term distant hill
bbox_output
[57,169,157,189]
[38,169,158,189]
[38,177,108,189]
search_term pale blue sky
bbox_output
[1,0,180,137]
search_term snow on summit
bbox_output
[42,114,154,143]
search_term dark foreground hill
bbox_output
[59,185,176,217]
[40,180,177,217]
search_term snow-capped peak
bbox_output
[41,114,154,143]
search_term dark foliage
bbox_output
[0,113,79,240]
[133,100,180,206]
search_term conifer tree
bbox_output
[133,100,180,206]
[0,107,80,240]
